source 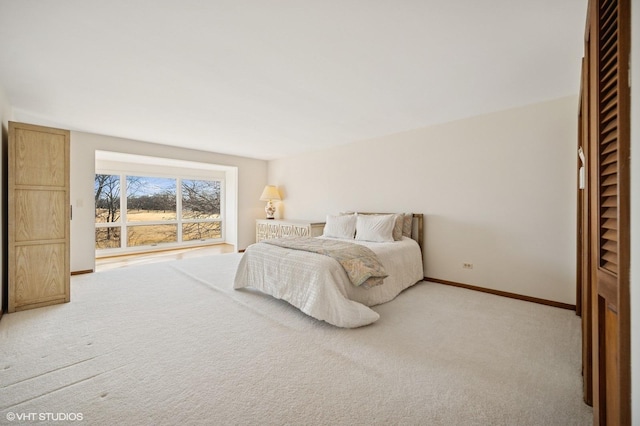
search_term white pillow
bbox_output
[323,214,356,239]
[355,214,395,242]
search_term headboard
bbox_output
[358,212,424,255]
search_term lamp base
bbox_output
[265,200,276,219]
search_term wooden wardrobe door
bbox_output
[587,0,631,423]
[8,122,70,312]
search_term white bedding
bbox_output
[233,236,424,328]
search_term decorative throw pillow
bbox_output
[323,214,357,239]
[392,214,404,241]
[355,214,395,242]
[402,213,413,237]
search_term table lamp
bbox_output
[260,185,281,219]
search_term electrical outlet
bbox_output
[463,263,473,269]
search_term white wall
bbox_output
[0,84,13,312]
[631,0,639,420]
[70,131,267,272]
[269,96,578,305]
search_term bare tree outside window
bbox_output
[95,174,121,223]
[182,222,222,241]
[95,174,121,248]
[182,179,222,241]
[182,179,221,219]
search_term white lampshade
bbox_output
[260,185,281,201]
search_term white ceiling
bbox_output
[0,0,587,160]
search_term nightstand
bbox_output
[256,219,325,243]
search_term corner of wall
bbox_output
[1,121,7,314]
[0,86,12,316]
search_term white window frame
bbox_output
[95,171,225,256]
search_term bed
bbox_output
[233,213,424,328]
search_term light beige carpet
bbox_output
[0,253,592,425]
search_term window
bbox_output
[181,179,222,241]
[95,173,223,252]
[126,176,178,248]
[95,174,121,249]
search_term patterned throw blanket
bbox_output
[261,237,388,287]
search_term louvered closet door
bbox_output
[587,0,630,423]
